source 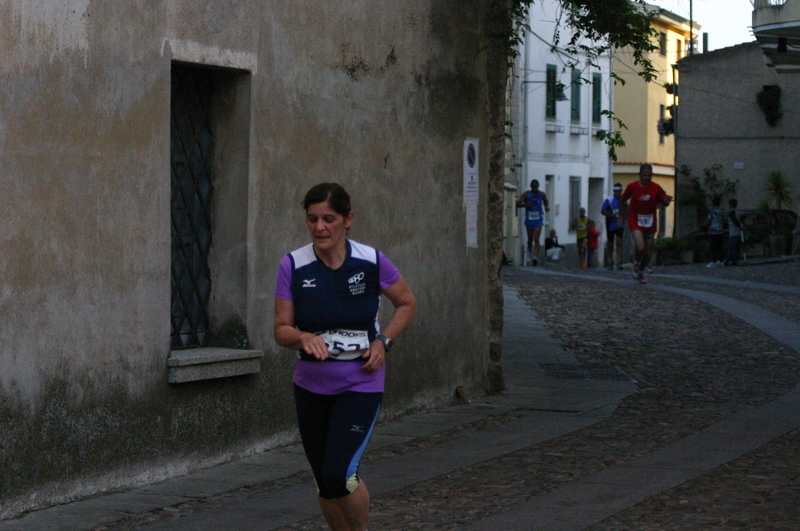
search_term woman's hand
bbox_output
[299,332,329,361]
[274,298,329,360]
[361,339,385,372]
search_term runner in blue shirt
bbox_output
[601,183,626,270]
[515,179,550,266]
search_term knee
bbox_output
[319,466,358,499]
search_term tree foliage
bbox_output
[509,0,659,81]
[500,0,659,160]
[678,164,738,226]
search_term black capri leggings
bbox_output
[294,384,383,499]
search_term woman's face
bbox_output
[306,201,353,253]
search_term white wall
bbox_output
[510,0,614,264]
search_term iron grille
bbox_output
[170,65,214,349]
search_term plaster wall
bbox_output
[0,0,492,516]
[614,43,679,164]
[675,42,800,236]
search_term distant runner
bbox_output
[601,183,625,270]
[620,164,673,284]
[516,179,550,266]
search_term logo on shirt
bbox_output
[348,272,366,296]
[302,279,316,288]
[639,194,651,201]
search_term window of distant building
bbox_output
[592,73,602,125]
[676,38,684,60]
[546,64,557,120]
[659,104,666,145]
[659,32,667,56]
[571,68,581,123]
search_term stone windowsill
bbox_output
[167,347,263,384]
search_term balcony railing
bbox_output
[752,0,788,8]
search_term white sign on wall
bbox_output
[463,139,479,203]
[463,139,479,248]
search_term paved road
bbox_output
[3,260,800,530]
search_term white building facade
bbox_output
[506,1,615,266]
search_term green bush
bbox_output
[654,237,689,265]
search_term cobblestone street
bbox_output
[272,261,800,530]
[7,261,800,531]
[505,262,800,531]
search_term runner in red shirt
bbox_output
[620,164,673,284]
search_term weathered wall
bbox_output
[0,0,494,516]
[675,42,800,236]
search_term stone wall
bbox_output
[0,0,497,516]
[675,42,800,236]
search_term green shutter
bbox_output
[571,68,581,122]
[546,64,557,119]
[592,73,602,125]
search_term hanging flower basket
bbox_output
[657,118,674,136]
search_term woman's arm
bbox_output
[273,298,330,360]
[361,277,417,372]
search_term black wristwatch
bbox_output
[376,334,394,352]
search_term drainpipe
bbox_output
[519,25,530,264]
[689,0,694,55]
[608,50,615,197]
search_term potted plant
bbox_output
[763,171,795,256]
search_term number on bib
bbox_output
[318,329,370,360]
[637,214,654,228]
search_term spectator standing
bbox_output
[571,207,589,268]
[725,198,742,266]
[586,219,601,268]
[545,229,565,262]
[707,196,725,267]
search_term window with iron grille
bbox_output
[171,64,214,349]
[546,64,557,120]
[659,32,667,56]
[571,68,581,123]
[592,73,602,124]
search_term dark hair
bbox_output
[639,163,653,174]
[302,183,352,217]
[729,198,738,208]
[530,179,540,188]
[711,196,721,207]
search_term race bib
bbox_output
[612,208,619,216]
[317,329,369,360]
[637,214,654,228]
[527,211,541,221]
